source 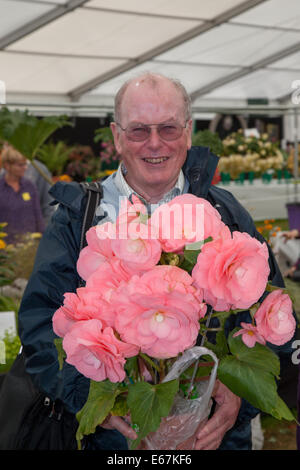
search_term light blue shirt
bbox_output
[95,163,189,224]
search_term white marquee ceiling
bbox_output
[1,0,300,115]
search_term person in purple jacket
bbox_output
[0,145,45,244]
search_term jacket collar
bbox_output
[49,146,219,212]
[183,146,219,199]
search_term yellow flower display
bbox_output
[218,130,284,179]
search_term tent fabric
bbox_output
[0,0,300,114]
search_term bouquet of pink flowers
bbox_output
[53,194,296,449]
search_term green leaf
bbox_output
[94,126,114,143]
[124,356,139,382]
[76,380,122,447]
[218,355,278,416]
[127,379,179,449]
[37,141,75,175]
[217,330,293,420]
[0,295,19,313]
[214,329,230,358]
[228,329,280,377]
[181,237,213,271]
[272,395,296,421]
[111,393,129,417]
[183,249,200,266]
[9,118,71,160]
[0,108,72,165]
[54,338,66,371]
[192,129,224,157]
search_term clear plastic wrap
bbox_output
[142,346,218,450]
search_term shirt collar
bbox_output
[0,176,25,190]
[114,162,185,211]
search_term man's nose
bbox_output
[147,127,162,148]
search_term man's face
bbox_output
[111,80,192,200]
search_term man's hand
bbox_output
[101,415,138,441]
[282,229,299,242]
[284,265,297,278]
[194,380,241,450]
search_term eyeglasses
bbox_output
[116,120,189,142]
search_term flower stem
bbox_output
[139,353,160,373]
[204,327,222,332]
[159,359,165,382]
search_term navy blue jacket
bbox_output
[18,147,294,450]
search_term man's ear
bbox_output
[110,122,122,155]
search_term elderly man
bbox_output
[15,73,290,451]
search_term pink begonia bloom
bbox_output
[76,224,115,281]
[76,246,106,281]
[192,226,270,311]
[86,258,133,316]
[254,289,296,346]
[87,223,115,251]
[111,270,204,359]
[52,292,79,338]
[63,319,139,382]
[233,322,266,348]
[141,265,207,318]
[150,194,225,253]
[111,221,162,272]
[52,286,115,338]
[86,259,131,294]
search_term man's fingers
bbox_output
[195,419,224,450]
[196,410,223,440]
[194,381,241,450]
[101,415,138,440]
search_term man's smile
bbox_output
[142,157,170,164]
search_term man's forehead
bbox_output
[124,77,178,98]
[120,79,184,120]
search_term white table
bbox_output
[217,179,299,221]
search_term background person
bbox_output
[272,228,300,277]
[0,145,45,244]
[0,154,55,226]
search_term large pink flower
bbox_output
[150,194,225,253]
[111,269,204,359]
[141,265,207,317]
[76,224,115,281]
[254,289,296,346]
[192,226,270,311]
[86,258,132,305]
[52,286,115,338]
[111,221,162,272]
[63,319,139,382]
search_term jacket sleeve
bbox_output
[18,190,87,405]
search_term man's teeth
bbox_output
[143,157,169,163]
